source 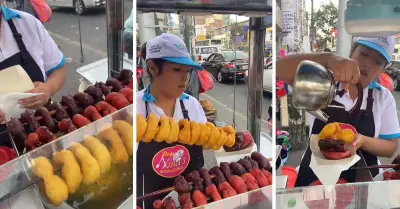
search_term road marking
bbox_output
[201,93,269,124]
[47,31,107,57]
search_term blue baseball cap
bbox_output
[355,36,395,63]
[146,33,203,70]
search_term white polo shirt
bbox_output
[136,86,207,123]
[308,81,400,140]
[0,6,65,79]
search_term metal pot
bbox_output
[292,60,363,123]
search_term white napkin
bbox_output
[310,153,360,185]
[309,134,360,185]
[0,93,43,122]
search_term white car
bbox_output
[194,46,220,63]
[46,0,105,15]
[244,61,273,92]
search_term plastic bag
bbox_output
[28,0,52,23]
[378,72,394,92]
[196,70,214,93]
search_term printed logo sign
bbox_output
[152,145,190,178]
[174,44,188,53]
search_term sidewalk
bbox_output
[48,33,107,102]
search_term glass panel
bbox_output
[222,51,249,60]
[0,106,133,208]
[276,180,400,208]
[200,47,219,54]
[203,186,272,209]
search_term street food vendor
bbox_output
[276,36,400,187]
[136,33,206,207]
[0,6,66,123]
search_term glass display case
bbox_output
[193,185,272,209]
[0,105,133,209]
[276,180,400,209]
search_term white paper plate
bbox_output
[309,135,360,185]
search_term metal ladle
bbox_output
[291,60,363,123]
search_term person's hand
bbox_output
[19,82,52,109]
[327,54,361,92]
[351,134,364,150]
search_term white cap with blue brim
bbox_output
[145,33,203,70]
[355,36,395,63]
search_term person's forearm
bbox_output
[361,136,398,158]
[46,66,66,96]
[276,52,333,85]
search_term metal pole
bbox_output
[247,17,265,151]
[233,15,237,128]
[337,0,352,57]
[138,13,157,46]
[183,15,192,59]
[310,0,314,52]
[77,12,84,63]
[106,0,124,78]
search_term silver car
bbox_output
[46,0,105,15]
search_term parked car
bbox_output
[46,0,106,15]
[244,59,273,92]
[201,51,248,83]
[194,46,220,63]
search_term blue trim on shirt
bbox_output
[379,133,400,140]
[368,80,382,91]
[284,83,289,93]
[1,6,21,21]
[141,84,190,102]
[46,56,65,76]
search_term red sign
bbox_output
[152,145,190,178]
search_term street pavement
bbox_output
[39,0,132,99]
[45,0,132,54]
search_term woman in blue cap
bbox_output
[136,33,207,208]
[277,36,400,187]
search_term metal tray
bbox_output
[76,58,133,85]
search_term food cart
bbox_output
[136,1,275,208]
[276,0,400,206]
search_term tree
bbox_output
[229,22,245,48]
[311,1,338,49]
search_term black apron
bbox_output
[137,100,204,208]
[0,19,45,150]
[295,88,378,187]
